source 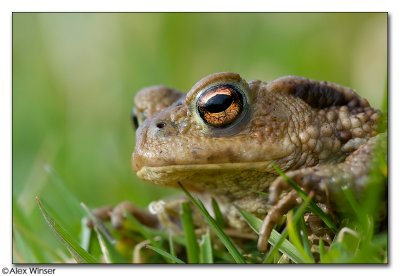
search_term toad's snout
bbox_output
[132,116,182,172]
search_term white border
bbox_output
[1,1,398,276]
[0,0,394,12]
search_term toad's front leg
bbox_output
[258,133,387,252]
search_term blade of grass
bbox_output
[287,211,301,248]
[211,197,225,228]
[124,212,186,246]
[17,139,58,214]
[168,232,176,259]
[287,211,314,263]
[80,217,102,258]
[80,218,92,252]
[179,183,246,264]
[264,194,313,263]
[213,250,235,263]
[36,197,97,263]
[319,239,326,261]
[95,227,127,263]
[80,202,115,244]
[123,211,153,241]
[13,196,55,262]
[180,201,199,263]
[236,207,262,233]
[199,230,213,264]
[237,207,304,263]
[272,164,337,232]
[360,133,387,219]
[124,211,184,263]
[146,245,185,264]
[298,216,314,262]
[341,187,371,232]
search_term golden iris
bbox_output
[197,85,243,128]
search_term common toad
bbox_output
[131,72,386,252]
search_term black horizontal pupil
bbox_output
[204,94,233,113]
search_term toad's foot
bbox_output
[90,201,159,229]
[257,133,386,252]
[89,198,191,234]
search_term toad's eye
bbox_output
[131,108,139,130]
[197,84,244,128]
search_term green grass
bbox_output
[30,147,387,264]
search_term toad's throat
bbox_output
[136,161,279,192]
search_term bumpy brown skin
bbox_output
[132,72,385,252]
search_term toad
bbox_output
[129,72,386,252]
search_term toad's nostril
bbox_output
[156,122,166,129]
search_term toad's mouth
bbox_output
[135,161,279,189]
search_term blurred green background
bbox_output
[12,13,387,262]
